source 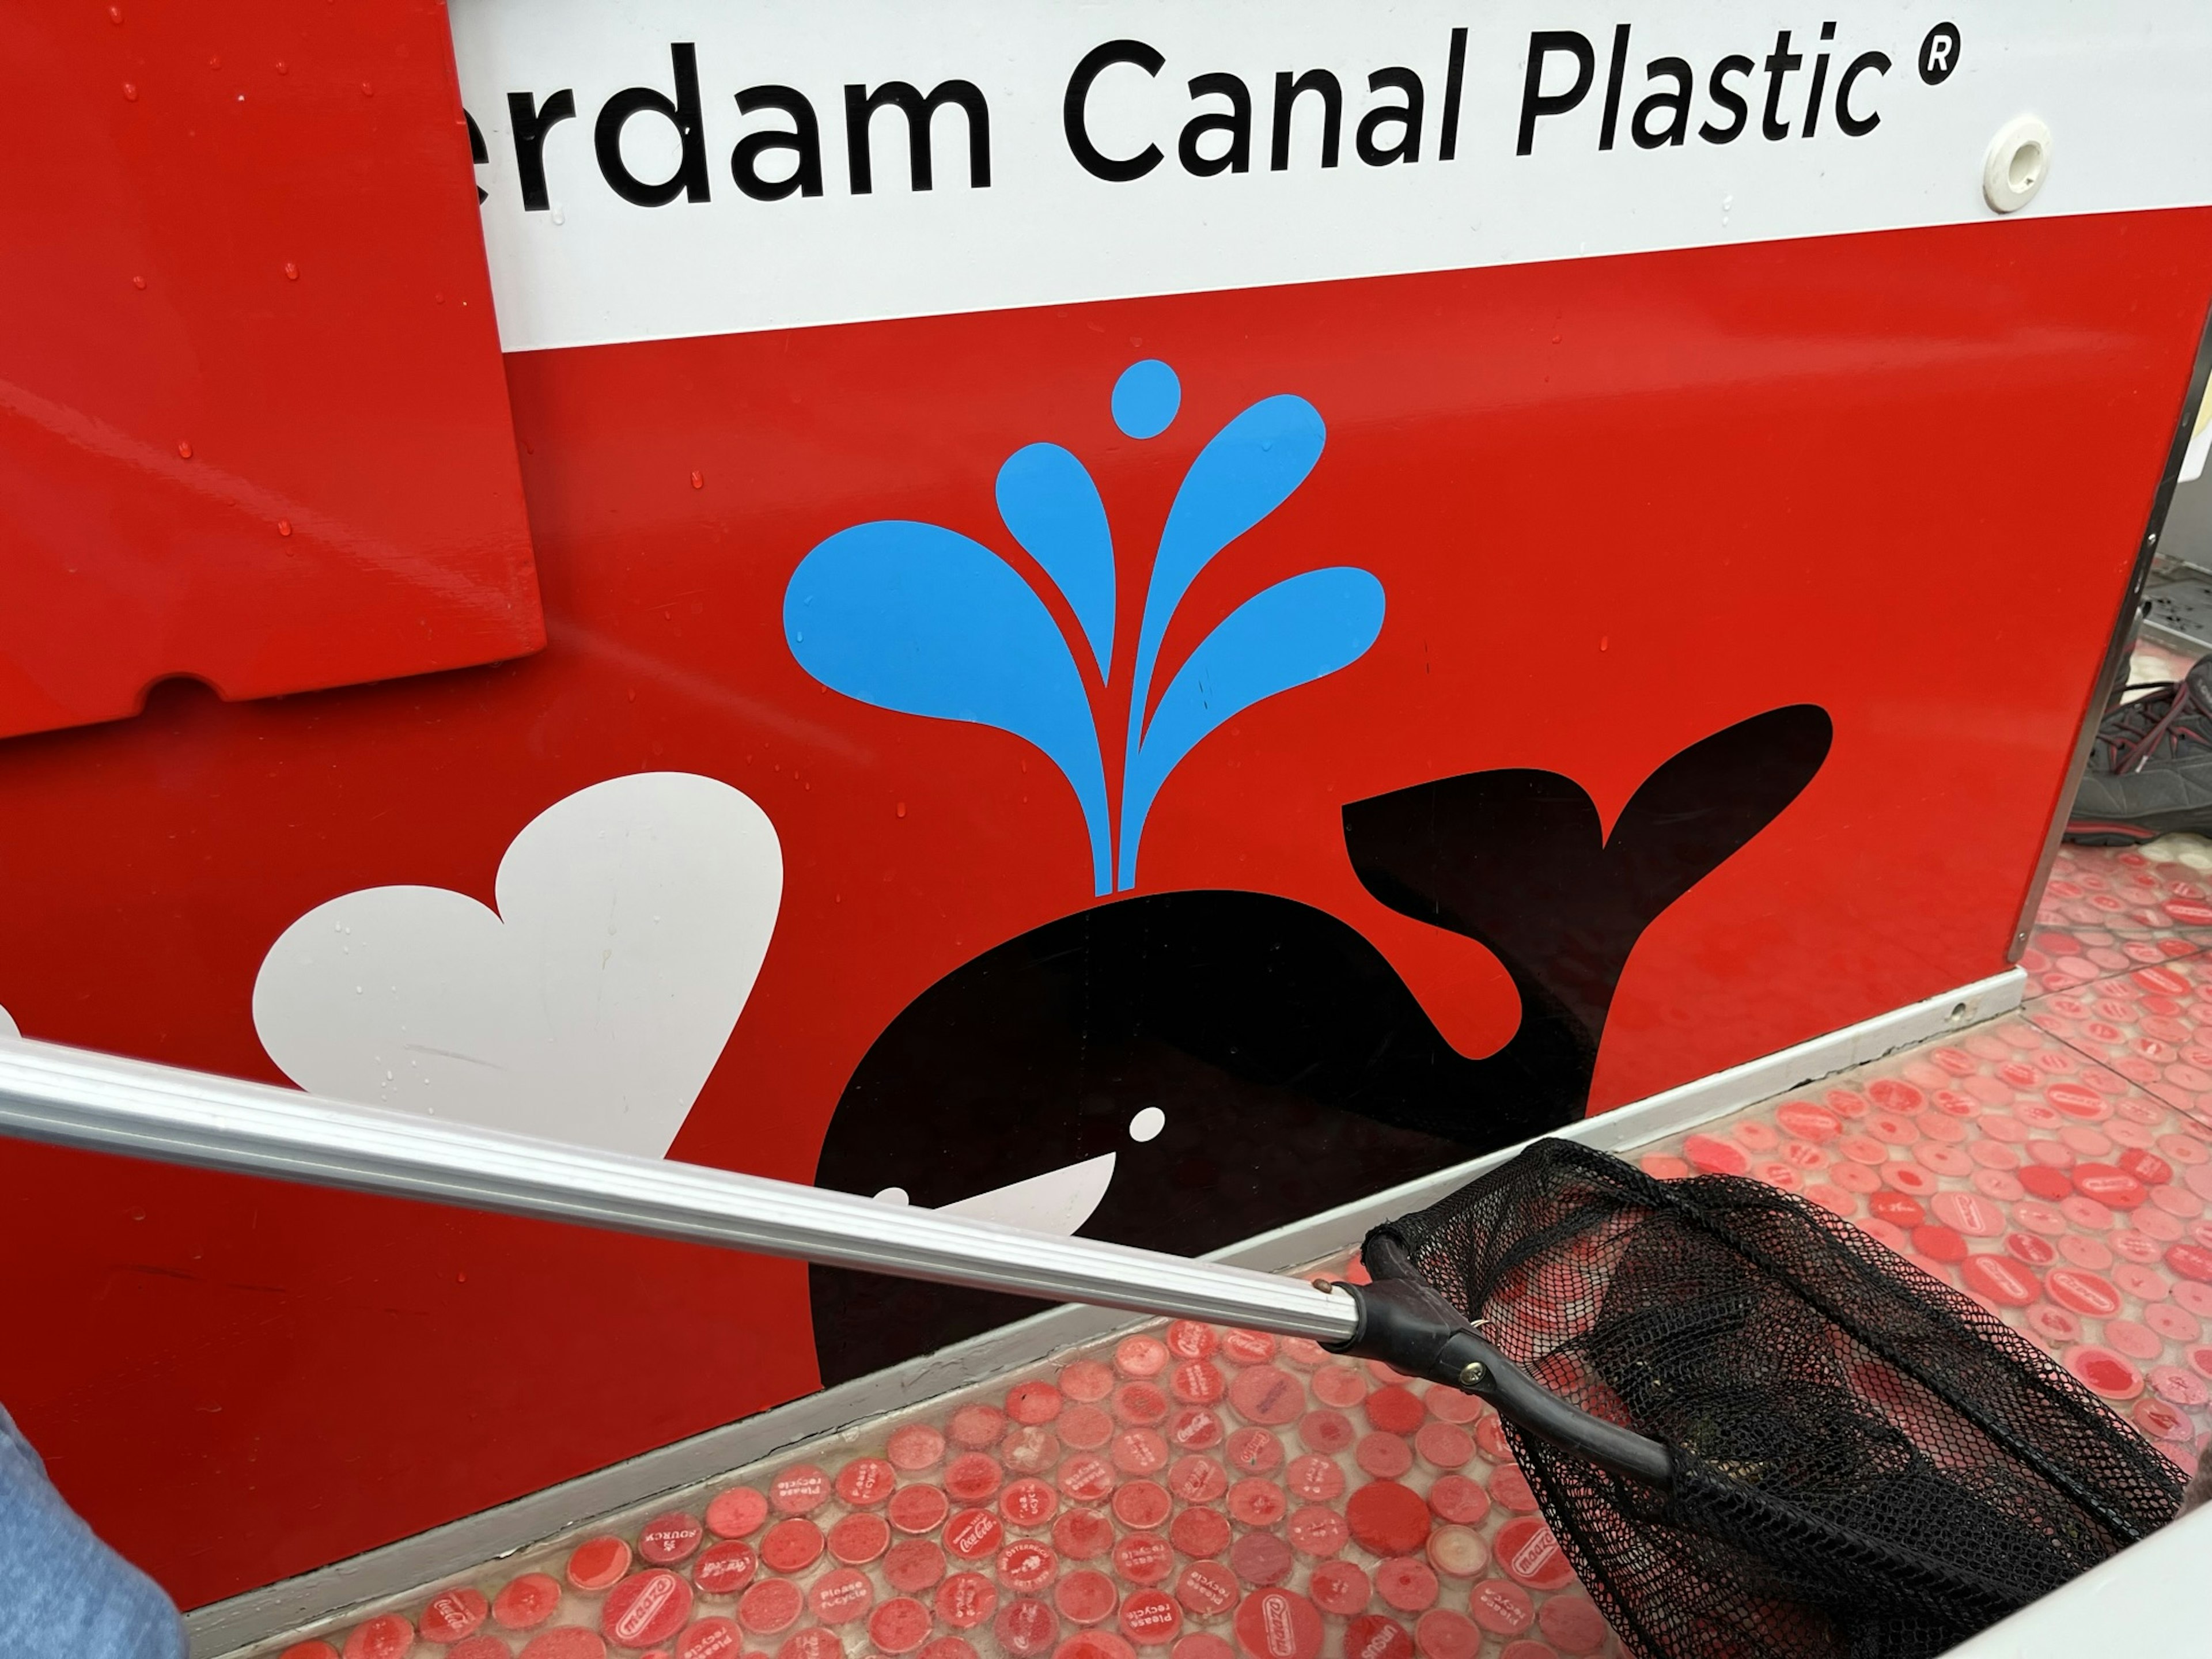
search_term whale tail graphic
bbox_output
[805,704,1832,1384]
[1343,703,1834,1111]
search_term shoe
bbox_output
[2066,656,2212,843]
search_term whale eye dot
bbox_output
[1128,1107,1166,1143]
[874,1186,910,1206]
[1112,360,1180,440]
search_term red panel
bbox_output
[0,1,541,738]
[0,212,2204,1607]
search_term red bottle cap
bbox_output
[770,1467,831,1515]
[694,1543,757,1598]
[344,1623,415,1659]
[1001,1477,1060,1529]
[675,1618,741,1659]
[1424,1475,1487,1527]
[778,1630,842,1659]
[888,1426,948,1472]
[641,1514,706,1566]
[759,1520,825,1575]
[520,1630,609,1659]
[449,1640,510,1659]
[946,1508,1006,1561]
[1231,1589,1321,1659]
[421,1588,490,1644]
[1112,1431,1169,1476]
[1227,1532,1292,1588]
[1282,1455,1343,1504]
[1494,1520,1575,1590]
[1056,1634,1138,1659]
[1225,1480,1286,1527]
[1374,1559,1437,1613]
[603,1571,694,1649]
[1056,1456,1116,1505]
[810,1567,875,1626]
[705,1490,769,1540]
[828,1513,892,1566]
[1535,1596,1609,1656]
[1965,1255,2039,1313]
[888,1485,951,1536]
[925,1641,981,1659]
[998,1541,1058,1593]
[950,1406,1008,1450]
[1172,1637,1236,1659]
[946,1453,1003,1503]
[937,1573,999,1631]
[1120,1589,1182,1647]
[1468,1582,1533,1636]
[1060,1361,1116,1403]
[885,1539,948,1594]
[1285,1506,1347,1558]
[568,1540,633,1594]
[1413,1611,1480,1659]
[1309,1366,1367,1408]
[1005,1427,1063,1475]
[1223,1429,1283,1475]
[995,1598,1062,1657]
[1220,1331,1277,1367]
[1055,1569,1118,1626]
[1355,1433,1413,1480]
[1115,1338,1170,1379]
[2064,1345,2145,1399]
[1008,1382,1066,1426]
[1305,1562,1369,1617]
[1113,1384,1171,1427]
[494,1574,563,1631]
[1412,1425,1472,1470]
[870,1599,933,1656]
[1168,1508,1231,1560]
[1221,1371,1300,1433]
[2046,1269,2123,1317]
[1168,1458,1229,1503]
[1059,1407,1115,1452]
[1346,1483,1430,1557]
[1052,1508,1116,1560]
[1420,1385,1480,1426]
[1295,1411,1353,1456]
[836,1459,898,1508]
[1488,1467,1538,1514]
[1361,1386,1424,1435]
[1173,1563,1238,1619]
[1113,1533,1174,1587]
[736,1581,802,1637]
[1343,1615,1411,1659]
[1167,1408,1225,1452]
[1171,1362,1226,1407]
[1423,1527,1486,1580]
[1166,1322,1219,1361]
[1111,1480,1171,1530]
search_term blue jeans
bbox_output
[0,1404,185,1658]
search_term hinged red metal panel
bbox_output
[0,0,541,738]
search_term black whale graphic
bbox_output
[808,704,1831,1384]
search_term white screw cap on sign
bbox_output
[1983,116,2052,213]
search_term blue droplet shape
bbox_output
[785,521,1113,895]
[1112,359,1181,440]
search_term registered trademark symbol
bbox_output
[1919,22,1961,85]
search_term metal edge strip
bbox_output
[2009,297,2212,959]
[187,965,2022,1657]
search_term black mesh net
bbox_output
[1372,1138,2184,1659]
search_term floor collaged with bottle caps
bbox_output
[254,764,2212,1659]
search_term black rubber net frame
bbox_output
[1369,1139,2184,1659]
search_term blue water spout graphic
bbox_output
[785,363,1381,895]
